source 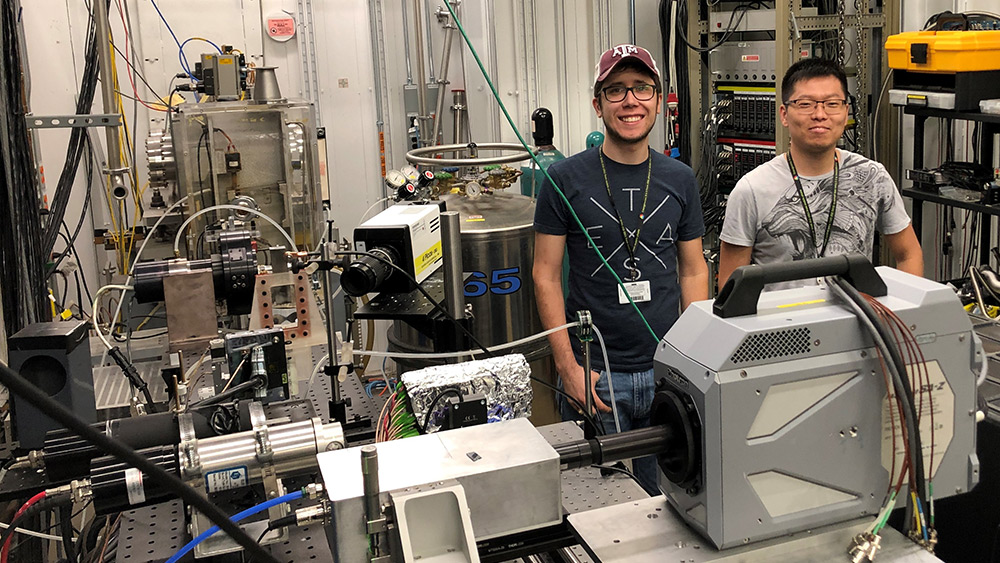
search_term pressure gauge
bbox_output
[384,170,407,190]
[465,181,483,198]
[400,165,420,183]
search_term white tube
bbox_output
[359,197,393,226]
[92,284,134,350]
[172,204,299,255]
[977,348,989,388]
[0,522,63,542]
[351,321,580,360]
[592,324,621,434]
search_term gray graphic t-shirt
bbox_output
[720,149,910,284]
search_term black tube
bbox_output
[557,425,672,469]
[90,445,179,516]
[0,362,280,563]
[593,425,673,464]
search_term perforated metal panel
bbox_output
[730,328,811,364]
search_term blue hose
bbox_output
[165,489,304,563]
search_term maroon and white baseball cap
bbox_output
[594,44,661,87]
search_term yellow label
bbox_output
[776,298,827,309]
[219,58,235,65]
[414,241,442,276]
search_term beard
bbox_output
[602,113,656,146]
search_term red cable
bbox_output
[1,491,47,563]
[114,0,167,113]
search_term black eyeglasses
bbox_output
[784,98,849,113]
[601,84,658,103]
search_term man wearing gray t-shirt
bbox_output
[719,59,923,287]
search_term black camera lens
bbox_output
[341,247,399,296]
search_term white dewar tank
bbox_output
[388,191,558,424]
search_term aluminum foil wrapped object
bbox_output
[401,354,532,433]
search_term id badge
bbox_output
[618,280,651,304]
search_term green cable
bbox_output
[442,2,658,343]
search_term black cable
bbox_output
[593,462,640,483]
[196,128,210,216]
[111,330,167,342]
[829,277,926,507]
[64,222,95,308]
[527,374,607,436]
[1,0,50,331]
[0,361,279,563]
[46,136,94,281]
[674,0,770,53]
[59,503,77,563]
[419,387,463,433]
[191,376,265,408]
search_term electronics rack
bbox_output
[680,0,899,169]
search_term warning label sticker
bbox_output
[266,15,296,42]
[205,466,249,493]
[413,241,442,276]
[880,360,953,482]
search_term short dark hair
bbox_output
[780,58,848,103]
[593,59,660,99]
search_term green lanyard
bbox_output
[785,151,839,258]
[599,150,651,281]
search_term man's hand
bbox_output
[559,362,611,414]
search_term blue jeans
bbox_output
[558,367,660,496]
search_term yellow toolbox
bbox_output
[886,30,1000,73]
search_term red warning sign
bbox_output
[266,15,296,42]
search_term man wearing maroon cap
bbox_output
[533,44,708,493]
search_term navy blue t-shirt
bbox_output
[534,147,704,372]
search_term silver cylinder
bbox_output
[451,90,467,144]
[440,211,465,319]
[431,22,456,146]
[93,0,124,187]
[194,418,344,482]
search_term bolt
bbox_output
[814,339,821,346]
[910,324,916,331]
[959,334,966,342]
[860,351,867,358]
[740,370,748,378]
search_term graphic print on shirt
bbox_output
[587,193,674,278]
[760,156,892,260]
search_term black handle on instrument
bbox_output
[713,254,886,318]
